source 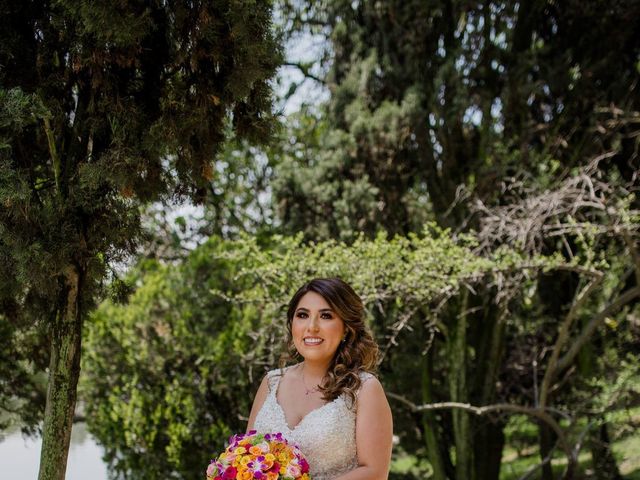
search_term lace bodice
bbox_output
[253,366,373,480]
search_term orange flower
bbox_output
[249,445,263,456]
[236,469,253,480]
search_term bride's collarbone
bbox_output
[277,378,328,423]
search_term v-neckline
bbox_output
[273,366,337,432]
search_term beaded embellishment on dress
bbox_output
[253,366,373,480]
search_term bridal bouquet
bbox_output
[206,430,311,480]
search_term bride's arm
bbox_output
[333,376,393,480]
[246,374,270,433]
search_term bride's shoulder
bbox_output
[355,372,388,412]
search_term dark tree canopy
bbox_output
[0,1,281,478]
[272,0,640,236]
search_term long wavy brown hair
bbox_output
[278,277,379,407]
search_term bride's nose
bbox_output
[308,314,320,332]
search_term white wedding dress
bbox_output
[253,365,373,480]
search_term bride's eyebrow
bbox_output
[295,307,334,313]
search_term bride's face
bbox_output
[291,291,346,364]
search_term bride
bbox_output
[247,278,393,480]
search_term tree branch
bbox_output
[282,61,325,85]
[539,275,604,407]
[555,286,640,374]
[386,393,573,459]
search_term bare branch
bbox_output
[385,393,573,459]
[539,275,604,407]
[555,286,640,374]
[282,61,325,85]
[472,152,636,254]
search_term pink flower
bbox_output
[206,462,218,477]
[286,464,301,477]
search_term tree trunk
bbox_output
[422,344,448,480]
[539,422,556,480]
[590,423,622,480]
[475,421,505,480]
[449,291,474,480]
[38,265,83,480]
[474,304,507,480]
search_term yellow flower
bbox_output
[240,456,251,466]
[234,446,247,455]
[264,453,275,462]
[279,465,286,475]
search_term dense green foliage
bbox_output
[264,1,640,479]
[83,227,553,479]
[2,1,639,480]
[84,212,640,479]
[273,0,640,234]
[83,239,261,479]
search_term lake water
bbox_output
[0,423,108,480]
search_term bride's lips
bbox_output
[303,337,324,346]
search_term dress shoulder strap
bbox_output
[265,366,290,394]
[357,370,375,385]
[355,371,377,398]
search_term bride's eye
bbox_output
[296,312,308,319]
[321,313,333,319]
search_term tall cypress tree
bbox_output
[0,1,280,479]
